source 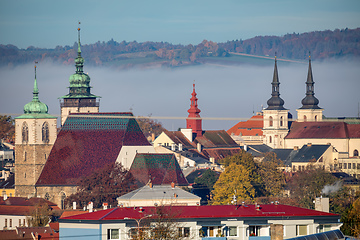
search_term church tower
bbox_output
[15,64,57,197]
[263,57,290,148]
[186,83,202,137]
[59,25,100,126]
[296,55,323,122]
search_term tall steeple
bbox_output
[59,23,100,126]
[300,55,321,109]
[23,63,49,115]
[262,56,290,149]
[186,83,202,136]
[265,56,286,110]
[296,54,323,122]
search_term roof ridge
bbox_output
[99,207,119,220]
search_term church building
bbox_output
[14,64,57,198]
[59,27,100,126]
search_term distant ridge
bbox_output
[1,27,359,68]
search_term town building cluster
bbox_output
[0,27,357,239]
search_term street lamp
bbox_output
[124,214,153,240]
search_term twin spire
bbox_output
[266,54,320,110]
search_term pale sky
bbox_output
[1,0,360,48]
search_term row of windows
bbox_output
[22,122,50,144]
[4,218,26,228]
[268,116,284,127]
[339,163,360,170]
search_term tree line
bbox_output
[1,28,359,67]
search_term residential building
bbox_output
[14,64,57,198]
[117,183,200,207]
[59,203,342,240]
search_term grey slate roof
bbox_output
[291,145,331,163]
[117,185,200,201]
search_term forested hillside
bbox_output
[1,28,359,68]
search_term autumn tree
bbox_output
[219,151,265,197]
[65,162,137,209]
[136,116,165,141]
[0,115,14,143]
[286,167,337,209]
[211,163,255,205]
[27,203,51,227]
[341,197,360,237]
[258,152,285,197]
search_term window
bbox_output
[107,229,119,239]
[269,116,273,127]
[353,163,356,169]
[24,152,27,162]
[348,163,352,169]
[304,115,307,122]
[228,226,237,236]
[5,219,7,227]
[344,163,347,169]
[280,116,283,127]
[296,225,307,236]
[60,192,66,209]
[339,163,342,169]
[269,136,272,143]
[354,149,359,157]
[315,115,318,121]
[22,122,29,144]
[199,226,223,237]
[318,224,331,233]
[44,193,50,200]
[10,219,12,227]
[42,122,50,143]
[293,165,296,171]
[23,219,25,227]
[178,227,190,237]
[19,219,21,226]
[357,163,360,170]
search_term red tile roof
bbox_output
[0,197,59,216]
[227,115,263,136]
[285,122,348,139]
[60,204,338,221]
[347,124,360,138]
[36,113,150,186]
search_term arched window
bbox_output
[280,116,283,127]
[44,193,50,200]
[22,122,28,144]
[354,149,359,157]
[42,122,49,143]
[269,136,272,143]
[269,116,273,127]
[314,115,318,121]
[303,115,307,122]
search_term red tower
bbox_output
[186,83,202,136]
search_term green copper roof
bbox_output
[17,65,56,119]
[60,27,100,99]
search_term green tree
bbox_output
[258,152,285,197]
[211,163,255,205]
[27,203,51,227]
[136,116,165,141]
[194,169,219,190]
[0,115,14,143]
[65,162,137,209]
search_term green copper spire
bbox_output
[60,23,100,100]
[18,63,55,119]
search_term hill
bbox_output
[1,28,359,68]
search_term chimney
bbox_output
[103,202,108,210]
[244,144,247,151]
[197,143,202,152]
[181,128,193,142]
[210,157,215,164]
[171,143,176,151]
[3,193,7,201]
[171,182,175,189]
[307,143,312,147]
[178,143,183,151]
[149,182,153,188]
[88,202,93,212]
[315,197,329,212]
[72,202,76,210]
[293,146,299,150]
[151,133,155,142]
[270,224,284,240]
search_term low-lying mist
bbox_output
[1,59,359,131]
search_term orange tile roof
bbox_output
[227,115,263,136]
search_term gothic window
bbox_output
[22,122,29,144]
[354,149,359,157]
[280,116,283,127]
[60,192,66,209]
[42,122,50,143]
[269,116,273,127]
[44,193,50,200]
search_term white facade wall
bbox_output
[61,106,99,126]
[116,146,156,169]
[296,109,324,122]
[263,109,289,149]
[15,118,57,145]
[0,215,28,230]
